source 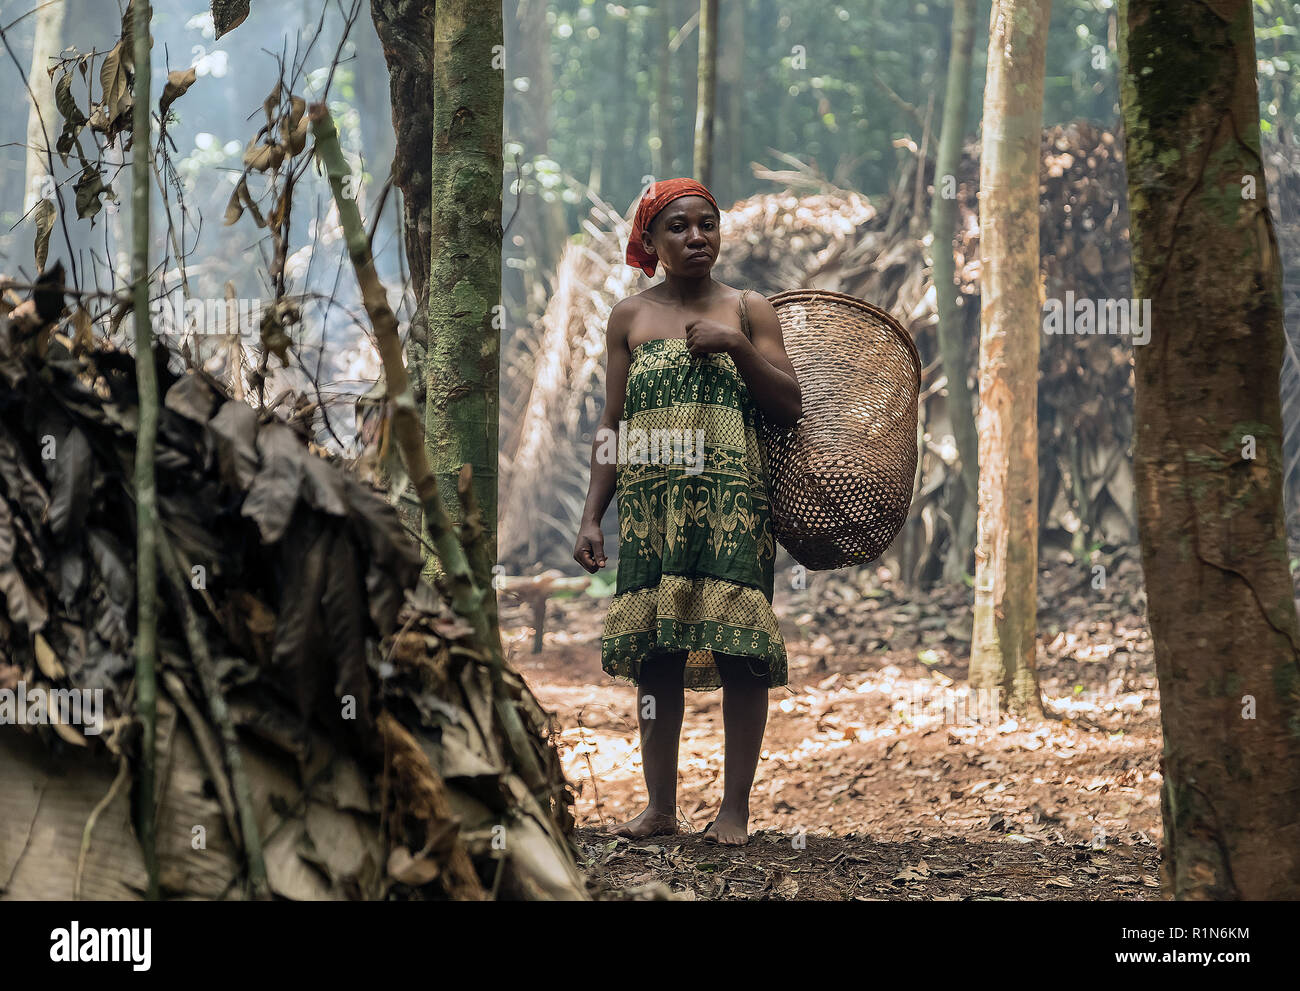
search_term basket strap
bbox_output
[738,288,753,341]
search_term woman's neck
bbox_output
[658,273,716,305]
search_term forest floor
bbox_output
[504,549,1164,900]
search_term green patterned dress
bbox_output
[600,331,788,691]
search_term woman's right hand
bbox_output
[574,522,607,573]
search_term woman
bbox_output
[573,177,802,845]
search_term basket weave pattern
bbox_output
[756,289,921,571]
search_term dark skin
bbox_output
[573,195,801,845]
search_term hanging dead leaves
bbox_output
[159,66,197,120]
[42,0,200,246]
[258,297,301,367]
[225,83,310,232]
[33,200,56,273]
[53,3,136,156]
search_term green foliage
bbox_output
[1255,0,1300,133]
[517,0,1295,238]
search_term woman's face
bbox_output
[642,195,721,276]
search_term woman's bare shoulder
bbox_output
[736,285,776,315]
[608,292,653,348]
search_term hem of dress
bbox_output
[601,622,788,692]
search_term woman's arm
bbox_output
[574,298,633,573]
[685,293,802,427]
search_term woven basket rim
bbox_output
[766,288,922,392]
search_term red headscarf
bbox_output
[625,177,720,277]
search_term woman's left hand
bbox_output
[685,317,747,357]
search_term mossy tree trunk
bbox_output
[427,0,504,589]
[931,0,978,584]
[969,0,1050,715]
[1119,0,1300,899]
[370,0,436,537]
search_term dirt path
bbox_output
[505,554,1163,900]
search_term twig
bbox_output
[131,0,160,903]
[161,669,241,847]
[870,68,926,128]
[75,755,130,900]
[156,535,269,899]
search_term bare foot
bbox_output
[702,812,750,846]
[608,808,679,839]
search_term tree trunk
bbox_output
[969,0,1049,715]
[654,0,676,177]
[932,0,978,585]
[426,0,504,589]
[613,6,631,194]
[23,0,66,215]
[719,0,743,204]
[692,0,717,187]
[370,0,435,370]
[1119,0,1300,899]
[510,0,564,305]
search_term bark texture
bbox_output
[370,0,436,370]
[426,0,504,587]
[1120,0,1300,899]
[932,0,978,583]
[970,0,1050,713]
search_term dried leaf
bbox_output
[209,400,261,489]
[48,426,92,538]
[267,191,290,230]
[282,95,308,156]
[51,719,88,747]
[262,81,282,124]
[34,632,65,679]
[213,0,252,40]
[55,71,86,128]
[86,105,109,134]
[71,305,93,353]
[258,299,297,366]
[387,847,440,886]
[55,127,79,167]
[159,67,197,117]
[73,168,111,222]
[243,140,285,173]
[33,199,56,272]
[243,423,306,543]
[33,261,67,324]
[223,181,245,226]
[120,0,136,63]
[98,42,133,136]
[224,177,265,228]
[321,526,371,738]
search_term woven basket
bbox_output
[750,289,921,571]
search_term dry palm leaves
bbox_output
[0,297,584,900]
